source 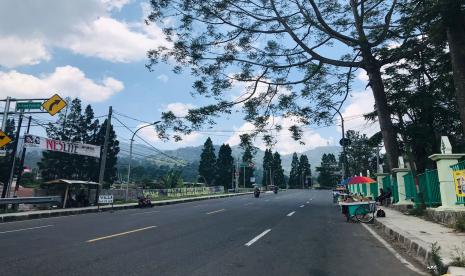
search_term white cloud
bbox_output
[161,103,196,117]
[157,74,169,82]
[225,117,331,155]
[62,17,170,63]
[0,0,169,67]
[0,37,50,68]
[339,90,380,136]
[0,66,123,102]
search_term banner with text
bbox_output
[24,134,101,158]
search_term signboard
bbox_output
[0,131,11,148]
[42,94,67,116]
[98,195,114,204]
[454,169,465,197]
[24,134,101,158]
[16,101,42,110]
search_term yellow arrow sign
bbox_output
[0,130,12,148]
[42,94,67,116]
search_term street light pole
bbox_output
[126,121,160,201]
[330,106,346,179]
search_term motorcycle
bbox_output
[254,187,260,198]
[138,196,153,208]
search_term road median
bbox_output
[0,192,252,223]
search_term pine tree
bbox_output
[298,154,311,189]
[316,154,340,187]
[215,144,233,190]
[198,137,216,186]
[239,146,254,188]
[288,153,299,189]
[272,152,285,189]
[262,149,273,187]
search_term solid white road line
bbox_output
[0,224,53,234]
[361,224,427,275]
[299,205,305,208]
[244,202,253,206]
[86,226,157,243]
[130,210,160,215]
[206,209,225,215]
[287,211,296,217]
[245,229,271,246]
[306,201,310,204]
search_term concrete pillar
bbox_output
[392,168,410,205]
[429,154,465,210]
[429,136,465,210]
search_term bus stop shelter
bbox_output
[43,179,100,208]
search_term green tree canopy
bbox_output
[272,151,286,189]
[288,153,300,189]
[298,154,311,188]
[262,149,273,187]
[316,153,340,187]
[198,137,216,186]
[216,144,234,190]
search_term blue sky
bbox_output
[0,0,379,155]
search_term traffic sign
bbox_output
[42,94,67,116]
[16,101,42,110]
[0,130,11,148]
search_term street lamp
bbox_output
[329,106,347,180]
[126,121,161,200]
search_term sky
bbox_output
[0,0,380,155]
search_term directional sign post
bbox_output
[42,94,67,116]
[16,102,42,111]
[0,130,11,148]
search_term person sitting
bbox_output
[376,188,385,203]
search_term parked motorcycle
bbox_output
[138,196,153,208]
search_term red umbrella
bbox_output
[347,176,376,184]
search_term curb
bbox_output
[0,192,252,223]
[373,218,432,266]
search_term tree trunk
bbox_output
[442,0,465,136]
[365,63,399,170]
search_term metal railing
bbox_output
[0,196,62,205]
[417,169,441,207]
[382,175,391,191]
[370,183,378,198]
[392,177,399,203]
[451,160,465,205]
[362,184,367,196]
[403,172,417,201]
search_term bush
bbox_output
[455,215,465,232]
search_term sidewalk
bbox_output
[374,208,465,265]
[0,192,251,223]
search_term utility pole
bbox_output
[2,112,23,199]
[14,116,32,195]
[1,96,11,131]
[98,106,112,197]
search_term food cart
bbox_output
[340,200,377,223]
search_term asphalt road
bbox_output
[0,190,422,276]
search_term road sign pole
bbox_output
[14,116,32,195]
[2,112,23,199]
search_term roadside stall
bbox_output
[42,179,101,208]
[340,176,377,223]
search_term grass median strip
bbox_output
[206,209,225,215]
[0,224,53,234]
[86,226,157,243]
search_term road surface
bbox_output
[0,190,422,275]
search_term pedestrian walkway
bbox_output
[375,208,465,265]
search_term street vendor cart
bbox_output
[340,201,376,223]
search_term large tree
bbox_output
[342,130,378,177]
[316,153,340,187]
[198,137,216,186]
[298,154,311,188]
[239,146,255,188]
[216,144,234,190]
[262,149,273,187]
[288,153,300,188]
[272,151,286,188]
[147,0,429,171]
